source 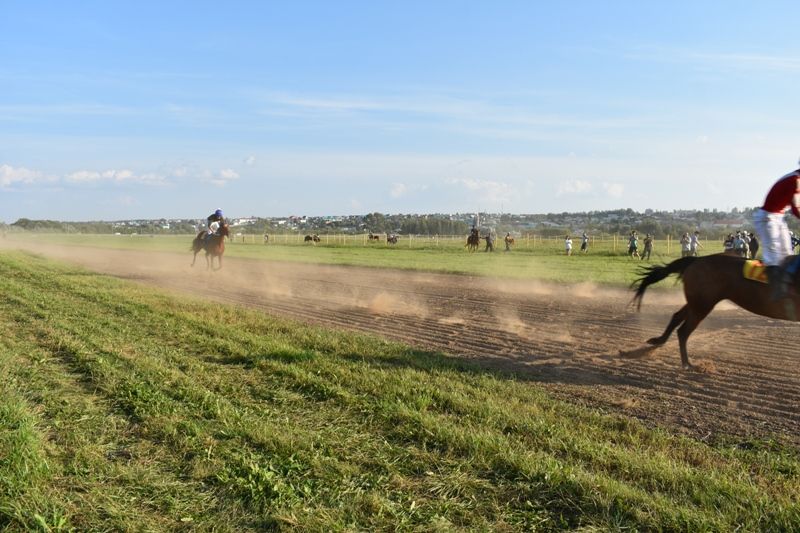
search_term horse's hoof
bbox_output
[646,337,665,346]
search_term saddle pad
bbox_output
[743,260,768,284]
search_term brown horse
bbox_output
[191,223,230,270]
[465,232,480,252]
[632,253,798,369]
[368,232,380,241]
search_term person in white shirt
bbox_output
[680,233,691,257]
[689,231,702,257]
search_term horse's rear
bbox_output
[633,253,797,368]
[191,232,205,253]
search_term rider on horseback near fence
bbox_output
[753,160,800,301]
[206,209,225,241]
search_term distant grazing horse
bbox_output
[387,234,398,245]
[632,253,799,369]
[304,234,320,244]
[191,223,230,270]
[465,232,480,252]
[368,232,381,242]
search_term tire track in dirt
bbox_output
[7,241,800,444]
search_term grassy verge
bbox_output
[0,250,797,531]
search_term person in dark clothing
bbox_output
[205,209,226,240]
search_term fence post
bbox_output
[667,234,671,255]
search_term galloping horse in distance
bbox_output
[387,234,398,245]
[504,234,515,251]
[368,232,381,242]
[191,223,230,270]
[304,234,320,244]
[631,253,799,369]
[465,231,480,252]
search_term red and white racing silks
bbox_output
[762,170,800,216]
[754,169,800,266]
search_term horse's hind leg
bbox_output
[676,305,713,370]
[647,305,687,346]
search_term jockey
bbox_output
[206,209,225,238]
[753,161,800,300]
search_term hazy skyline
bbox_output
[2,1,799,222]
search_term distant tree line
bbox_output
[8,218,197,234]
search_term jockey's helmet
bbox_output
[214,209,223,217]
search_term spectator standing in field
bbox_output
[740,231,751,258]
[484,232,495,252]
[680,232,691,257]
[690,231,703,256]
[627,231,640,258]
[641,234,653,261]
[723,233,735,254]
[749,232,759,259]
[565,235,573,256]
[753,161,800,300]
[580,232,589,253]
[732,231,747,257]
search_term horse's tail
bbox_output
[630,256,697,311]
[190,233,204,251]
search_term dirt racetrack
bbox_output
[8,241,800,445]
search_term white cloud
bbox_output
[204,168,239,187]
[446,177,513,207]
[390,183,408,198]
[0,164,46,187]
[65,169,165,184]
[171,166,189,177]
[220,168,239,180]
[244,155,256,166]
[447,177,508,191]
[690,51,800,72]
[556,179,593,196]
[603,182,625,198]
[389,182,429,199]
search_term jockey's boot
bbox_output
[766,266,789,301]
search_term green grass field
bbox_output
[9,232,721,286]
[1,250,798,531]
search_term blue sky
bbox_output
[1,1,799,221]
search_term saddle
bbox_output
[743,257,800,284]
[742,260,769,284]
